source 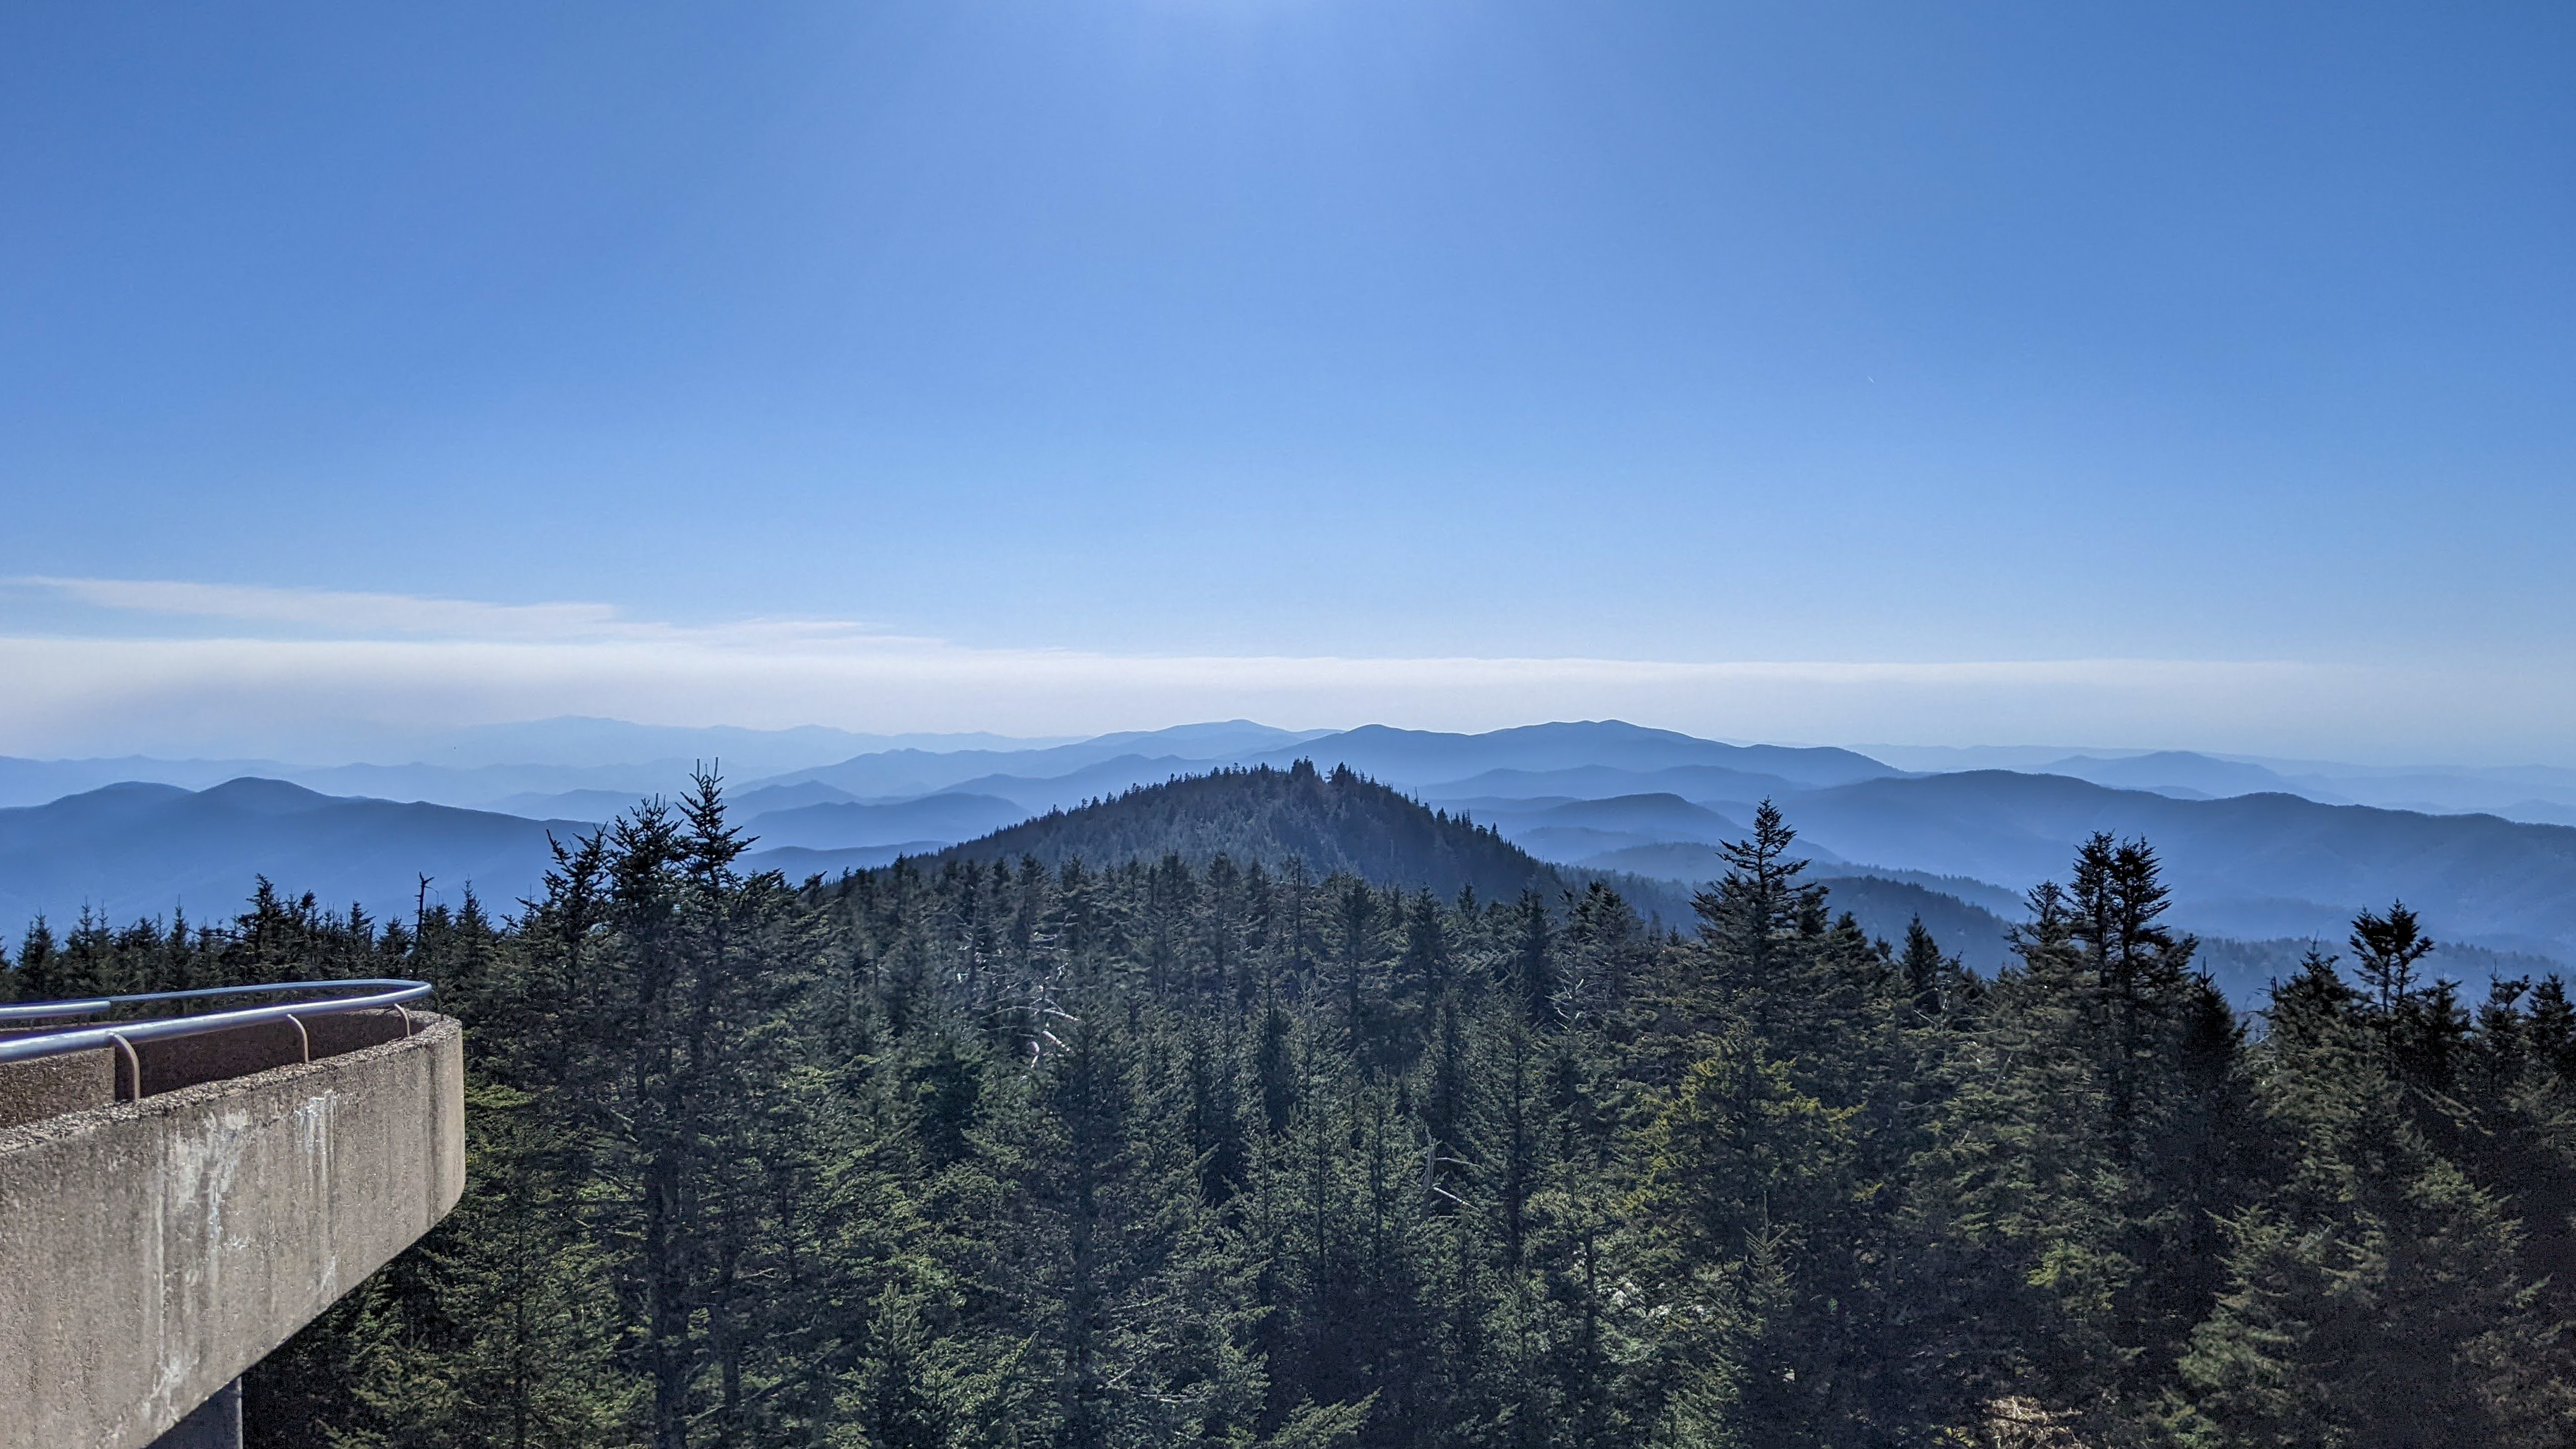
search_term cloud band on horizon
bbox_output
[0,577,2554,765]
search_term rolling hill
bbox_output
[2035,752,2307,800]
[1414,764,1807,810]
[745,793,1027,850]
[934,762,1561,901]
[1778,771,2576,958]
[0,778,588,932]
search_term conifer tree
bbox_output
[1916,839,2252,1430]
[2177,944,2576,1448]
[1898,917,1946,1016]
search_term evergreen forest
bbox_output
[10,762,2576,1448]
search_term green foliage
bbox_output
[2172,949,2576,1448]
[933,762,1558,903]
[21,781,2576,1448]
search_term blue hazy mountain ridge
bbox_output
[899,723,1896,827]
[1811,867,2028,919]
[743,794,1027,851]
[1863,746,2576,828]
[1248,722,1900,789]
[1577,837,1843,876]
[3,755,784,814]
[42,721,2576,831]
[2037,752,2316,800]
[758,720,1895,809]
[920,739,1871,821]
[1413,764,1800,810]
[494,779,881,824]
[757,722,1326,800]
[2254,757,2576,793]
[2488,800,2576,829]
[0,755,302,807]
[292,761,685,810]
[1776,771,2576,958]
[1527,794,1745,839]
[1468,793,1751,843]
[1464,795,1773,872]
[730,781,864,814]
[361,716,1061,774]
[483,788,679,822]
[0,720,1068,809]
[920,757,1236,814]
[1079,721,1340,759]
[2265,764,2576,819]
[16,722,2576,980]
[32,726,2576,831]
[0,778,588,935]
[0,771,973,936]
[747,843,945,877]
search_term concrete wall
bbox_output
[0,1009,421,1131]
[0,1044,112,1130]
[0,1015,464,1449]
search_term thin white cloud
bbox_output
[8,575,877,646]
[0,577,2560,764]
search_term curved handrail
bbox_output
[0,979,435,1067]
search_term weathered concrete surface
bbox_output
[0,1015,464,1449]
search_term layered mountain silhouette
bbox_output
[2035,752,2307,800]
[747,793,1026,850]
[11,721,2576,992]
[727,721,1897,814]
[922,762,2010,967]
[1774,771,2576,957]
[1239,723,1896,789]
[0,778,585,930]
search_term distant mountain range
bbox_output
[0,779,587,930]
[747,794,1027,850]
[920,764,2029,976]
[1865,743,2576,822]
[8,719,2576,999]
[0,716,1084,809]
[2038,752,2304,800]
[21,718,2576,824]
[1774,771,2576,957]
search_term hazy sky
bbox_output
[4,3,2571,761]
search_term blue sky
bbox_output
[3,2,2571,760]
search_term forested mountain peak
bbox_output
[936,759,1560,900]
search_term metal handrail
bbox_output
[0,979,435,1067]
